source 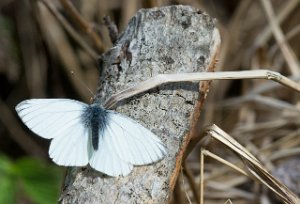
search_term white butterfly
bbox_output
[15,99,166,177]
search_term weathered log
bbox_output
[60,5,220,203]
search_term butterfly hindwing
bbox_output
[89,111,166,176]
[104,111,167,166]
[89,124,133,177]
[16,99,90,166]
[48,121,89,166]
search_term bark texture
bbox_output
[60,5,220,204]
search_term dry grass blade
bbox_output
[270,24,300,59]
[206,124,300,204]
[180,168,193,204]
[206,181,255,200]
[260,0,300,75]
[255,0,300,48]
[183,161,200,204]
[200,148,254,203]
[222,94,299,111]
[270,147,300,161]
[59,0,106,52]
[224,199,233,204]
[38,0,98,59]
[201,149,248,177]
[200,147,204,204]
[37,3,95,101]
[104,69,300,109]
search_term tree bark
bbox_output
[60,5,220,204]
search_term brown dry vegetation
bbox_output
[1,0,300,203]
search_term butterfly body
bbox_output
[82,104,108,151]
[16,99,166,177]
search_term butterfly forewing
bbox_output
[16,99,90,166]
[104,112,167,166]
[15,99,87,139]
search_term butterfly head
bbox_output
[91,97,105,106]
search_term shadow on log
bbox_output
[60,5,220,203]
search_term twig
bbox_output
[173,179,184,204]
[248,75,300,95]
[261,130,300,157]
[183,161,200,203]
[207,124,300,204]
[216,0,252,72]
[221,94,299,111]
[18,0,46,97]
[200,148,204,204]
[37,1,95,101]
[206,181,255,200]
[104,70,300,109]
[260,0,300,75]
[103,16,118,44]
[180,167,193,204]
[59,0,106,52]
[270,24,300,58]
[38,0,98,59]
[254,0,300,48]
[202,149,249,176]
[270,148,300,161]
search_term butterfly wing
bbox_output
[15,99,90,166]
[105,111,167,166]
[89,111,166,177]
[89,127,133,177]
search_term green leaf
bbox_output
[0,155,16,204]
[0,154,14,173]
[16,158,63,204]
[0,175,16,204]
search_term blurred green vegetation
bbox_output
[0,154,63,204]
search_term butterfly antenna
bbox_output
[70,70,94,100]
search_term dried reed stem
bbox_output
[39,0,98,59]
[59,0,106,52]
[105,70,300,109]
[260,0,300,75]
